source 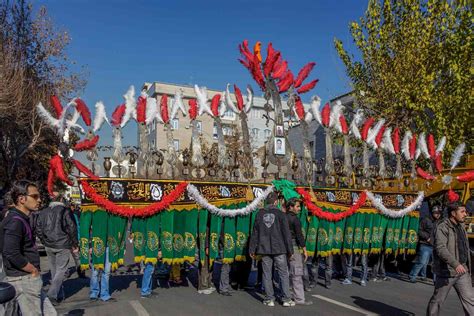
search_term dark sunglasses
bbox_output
[25,194,41,200]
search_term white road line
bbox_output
[129,300,150,316]
[312,295,378,315]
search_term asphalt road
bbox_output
[39,256,466,316]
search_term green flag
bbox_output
[362,212,374,255]
[306,215,319,257]
[209,214,222,266]
[406,215,420,255]
[79,210,93,270]
[173,210,187,264]
[184,208,198,263]
[223,216,236,264]
[352,213,366,255]
[299,206,309,242]
[317,218,333,257]
[235,205,251,262]
[131,217,147,263]
[342,214,356,255]
[145,214,161,265]
[332,212,346,255]
[160,210,174,265]
[198,209,209,265]
[91,210,108,270]
[107,214,127,271]
[398,215,411,255]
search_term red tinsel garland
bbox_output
[297,188,367,221]
[80,180,188,217]
[72,159,99,180]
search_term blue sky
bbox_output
[34,0,367,148]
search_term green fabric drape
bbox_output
[173,210,187,264]
[198,209,209,265]
[333,213,346,255]
[223,216,236,264]
[316,218,333,257]
[407,215,420,255]
[342,214,356,255]
[370,214,388,254]
[306,215,319,257]
[131,217,147,263]
[362,213,374,255]
[352,213,366,255]
[184,208,198,263]
[209,214,222,265]
[235,207,251,262]
[107,214,127,271]
[398,215,411,255]
[145,214,161,264]
[79,211,93,270]
[160,210,174,265]
[91,210,108,270]
[272,179,300,200]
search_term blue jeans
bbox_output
[141,263,155,296]
[90,248,111,301]
[409,244,433,280]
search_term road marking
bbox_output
[312,295,378,315]
[129,300,150,316]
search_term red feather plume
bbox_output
[435,152,443,172]
[409,133,417,159]
[111,104,126,127]
[296,79,319,94]
[361,117,374,141]
[447,189,459,203]
[277,70,294,93]
[375,125,386,146]
[74,98,92,126]
[339,115,349,134]
[238,58,251,69]
[428,134,436,159]
[73,135,100,152]
[50,95,63,118]
[136,95,147,123]
[416,167,435,180]
[72,159,99,180]
[264,51,280,78]
[457,170,474,183]
[294,96,305,120]
[47,168,55,196]
[250,54,266,90]
[211,94,221,117]
[188,99,198,120]
[294,62,316,88]
[160,95,169,124]
[321,103,331,127]
[234,85,244,111]
[272,60,288,79]
[50,155,72,185]
[392,127,400,154]
[240,40,254,64]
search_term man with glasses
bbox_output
[0,180,50,315]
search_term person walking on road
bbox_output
[249,192,294,307]
[36,194,79,306]
[427,202,474,315]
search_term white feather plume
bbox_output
[218,93,227,117]
[349,109,364,139]
[415,148,421,160]
[121,85,136,128]
[450,143,465,171]
[244,85,253,113]
[366,119,385,148]
[170,89,186,120]
[194,84,212,116]
[418,132,430,159]
[402,130,413,161]
[329,100,343,129]
[309,95,322,125]
[225,83,239,114]
[36,102,60,129]
[145,97,157,126]
[381,127,395,155]
[93,101,109,132]
[304,112,313,123]
[436,136,446,154]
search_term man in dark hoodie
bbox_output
[249,192,294,307]
[36,194,78,306]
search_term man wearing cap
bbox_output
[409,205,441,283]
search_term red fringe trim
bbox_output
[297,188,367,221]
[80,180,188,217]
[74,135,99,152]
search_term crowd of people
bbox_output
[0,179,473,315]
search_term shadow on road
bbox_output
[351,296,415,316]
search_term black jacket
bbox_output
[287,212,305,248]
[249,206,293,256]
[418,216,437,246]
[36,202,78,249]
[0,208,40,277]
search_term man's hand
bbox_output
[205,248,209,256]
[31,268,40,278]
[456,264,467,275]
[303,249,308,262]
[250,253,255,260]
[72,247,79,254]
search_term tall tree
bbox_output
[0,1,86,189]
[335,0,473,155]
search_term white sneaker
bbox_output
[283,300,296,307]
[263,300,275,307]
[197,289,213,295]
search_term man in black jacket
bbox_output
[409,205,441,283]
[36,194,78,305]
[249,192,294,307]
[0,180,43,315]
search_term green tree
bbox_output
[335,0,473,155]
[0,1,86,190]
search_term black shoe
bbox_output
[220,291,232,296]
[49,297,60,306]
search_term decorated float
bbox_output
[36,40,473,270]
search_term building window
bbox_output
[251,128,259,139]
[196,120,202,133]
[173,139,179,151]
[223,110,235,120]
[171,118,179,130]
[264,129,271,139]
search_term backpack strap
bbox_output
[12,216,36,250]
